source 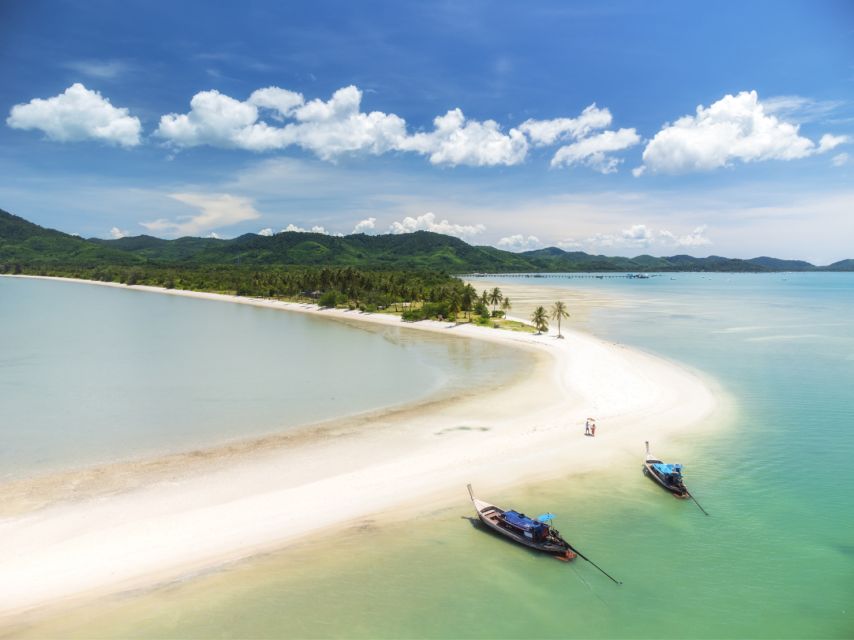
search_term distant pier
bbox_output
[466,273,659,280]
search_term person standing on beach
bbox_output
[591,422,596,437]
[584,419,590,436]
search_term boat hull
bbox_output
[469,494,576,559]
[643,460,690,498]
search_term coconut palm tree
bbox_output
[462,283,477,319]
[531,306,549,334]
[501,297,511,319]
[550,301,570,338]
[488,287,503,314]
[448,290,462,321]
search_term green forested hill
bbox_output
[0,209,141,267]
[1,207,851,273]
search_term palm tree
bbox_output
[462,283,476,319]
[488,287,503,314]
[501,297,511,319]
[481,290,489,308]
[531,306,549,334]
[448,290,462,322]
[550,301,570,338]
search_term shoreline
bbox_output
[0,274,722,622]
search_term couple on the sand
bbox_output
[584,417,596,437]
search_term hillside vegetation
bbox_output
[2,207,851,273]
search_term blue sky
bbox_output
[2,0,853,262]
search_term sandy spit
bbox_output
[0,275,720,620]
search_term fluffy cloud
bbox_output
[285,86,408,160]
[282,223,333,234]
[155,85,634,170]
[257,227,274,236]
[10,83,638,171]
[658,225,712,247]
[519,104,613,146]
[576,224,711,251]
[156,85,407,159]
[388,212,485,238]
[7,83,141,147]
[551,128,641,173]
[141,193,260,237]
[109,226,128,239]
[587,224,654,248]
[496,234,542,251]
[248,87,304,118]
[818,134,848,153]
[638,91,848,173]
[352,217,376,233]
[156,90,261,149]
[399,108,528,166]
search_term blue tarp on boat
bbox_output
[503,510,547,533]
[652,463,683,476]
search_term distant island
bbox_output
[2,206,852,275]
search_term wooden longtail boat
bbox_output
[643,441,690,498]
[467,484,577,561]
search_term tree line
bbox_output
[4,263,575,332]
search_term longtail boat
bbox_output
[467,484,576,561]
[643,441,689,498]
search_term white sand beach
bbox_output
[0,276,720,621]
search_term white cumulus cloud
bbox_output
[551,127,641,173]
[658,225,712,247]
[399,108,528,166]
[141,193,261,237]
[248,87,304,119]
[109,226,128,239]
[818,134,848,153]
[282,223,341,235]
[519,104,613,146]
[496,234,542,251]
[352,217,376,233]
[582,224,711,251]
[258,227,274,236]
[156,85,407,160]
[638,90,848,174]
[588,224,654,248]
[7,83,142,147]
[16,83,641,172]
[387,212,485,239]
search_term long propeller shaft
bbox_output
[569,546,622,585]
[688,493,709,516]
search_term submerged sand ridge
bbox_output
[0,276,719,620]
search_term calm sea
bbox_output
[0,277,525,480]
[8,273,854,639]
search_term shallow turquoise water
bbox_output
[0,277,524,479]
[8,273,854,639]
